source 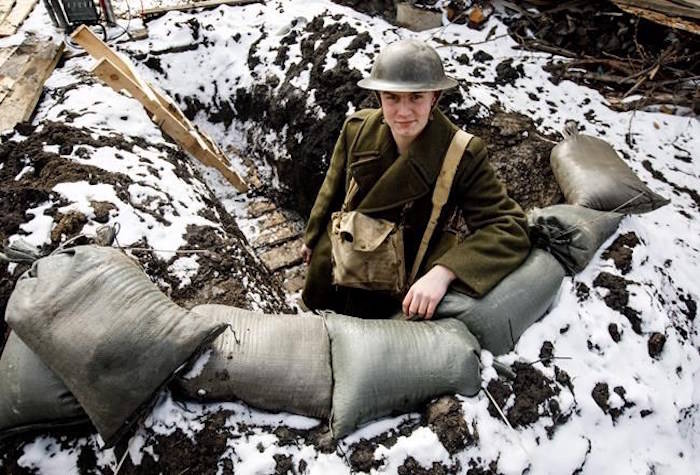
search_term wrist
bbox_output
[432,265,456,284]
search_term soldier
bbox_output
[301,39,530,321]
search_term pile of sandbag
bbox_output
[529,123,669,274]
[1,246,227,446]
[0,125,670,443]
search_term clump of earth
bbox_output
[0,121,291,356]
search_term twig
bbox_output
[525,356,573,366]
[434,34,509,49]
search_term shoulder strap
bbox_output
[409,129,474,284]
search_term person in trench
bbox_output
[300,39,530,325]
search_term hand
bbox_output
[301,243,313,265]
[402,265,456,320]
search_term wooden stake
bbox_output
[72,25,248,192]
[92,58,248,192]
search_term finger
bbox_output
[402,289,413,316]
[408,293,422,318]
[425,298,438,320]
[417,296,430,319]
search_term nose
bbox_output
[396,97,412,117]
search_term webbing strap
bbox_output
[409,129,474,284]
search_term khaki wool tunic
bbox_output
[302,108,531,318]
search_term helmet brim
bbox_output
[357,76,458,92]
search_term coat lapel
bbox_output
[351,109,457,213]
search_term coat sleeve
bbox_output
[432,137,531,297]
[303,121,349,249]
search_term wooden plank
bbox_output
[0,44,19,68]
[92,58,247,192]
[73,26,246,191]
[0,0,16,25]
[0,40,63,131]
[614,2,700,34]
[613,0,700,19]
[71,25,157,103]
[258,237,304,272]
[0,75,15,103]
[0,0,38,37]
[141,0,260,18]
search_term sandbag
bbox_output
[0,332,86,440]
[175,304,332,419]
[528,204,623,274]
[325,314,480,438]
[550,125,669,214]
[5,246,227,447]
[432,249,565,356]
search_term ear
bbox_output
[432,91,442,107]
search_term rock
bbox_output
[396,3,442,31]
[608,323,621,342]
[50,210,87,242]
[91,201,116,224]
[648,332,666,358]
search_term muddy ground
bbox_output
[167,13,564,219]
[3,1,696,472]
[0,120,291,356]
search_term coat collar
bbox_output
[351,108,458,213]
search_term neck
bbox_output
[392,132,414,155]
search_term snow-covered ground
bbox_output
[1,1,699,473]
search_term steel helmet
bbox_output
[357,39,457,92]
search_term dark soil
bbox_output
[608,323,622,343]
[424,396,476,455]
[575,281,590,302]
[539,340,554,366]
[593,272,643,335]
[602,232,641,275]
[591,382,635,423]
[0,120,290,356]
[486,362,567,434]
[504,1,700,111]
[115,411,232,474]
[331,0,396,19]
[647,332,666,358]
[397,457,459,475]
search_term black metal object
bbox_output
[60,0,100,25]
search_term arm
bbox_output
[303,121,350,251]
[431,137,530,296]
[403,137,530,318]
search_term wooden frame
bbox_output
[71,25,248,192]
[0,0,38,37]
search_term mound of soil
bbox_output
[504,0,700,112]
[0,120,290,357]
[486,361,571,437]
[331,0,397,19]
[602,231,641,275]
[593,272,642,334]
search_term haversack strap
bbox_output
[409,129,474,284]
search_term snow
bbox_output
[1,0,699,473]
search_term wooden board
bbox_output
[92,58,248,191]
[613,0,700,19]
[0,0,17,25]
[0,38,63,132]
[140,0,260,18]
[614,2,700,34]
[0,0,38,37]
[71,25,157,103]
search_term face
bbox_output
[379,91,437,142]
